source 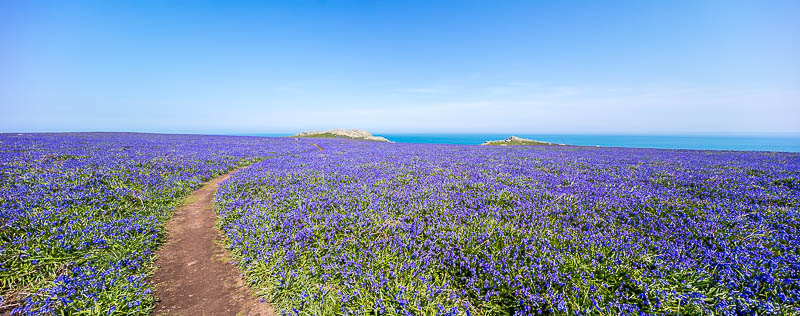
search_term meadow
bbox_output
[217,139,800,315]
[0,133,310,315]
[1,133,799,315]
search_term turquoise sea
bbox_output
[243,133,800,153]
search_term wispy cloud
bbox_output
[393,88,448,94]
[486,82,542,96]
[188,82,798,134]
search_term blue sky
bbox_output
[1,1,798,134]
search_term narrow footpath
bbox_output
[150,169,273,316]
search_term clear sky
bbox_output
[1,1,798,134]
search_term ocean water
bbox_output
[242,133,800,153]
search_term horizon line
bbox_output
[4,130,800,137]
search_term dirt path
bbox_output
[150,169,274,316]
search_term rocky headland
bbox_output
[294,129,392,142]
[481,136,560,146]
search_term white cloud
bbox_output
[238,82,799,134]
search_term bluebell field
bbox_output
[1,133,799,315]
[217,139,800,315]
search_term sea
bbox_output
[242,133,800,153]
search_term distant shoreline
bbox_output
[3,132,799,153]
[239,133,800,152]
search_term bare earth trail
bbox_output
[150,169,274,316]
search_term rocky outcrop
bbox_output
[294,129,392,142]
[481,136,556,146]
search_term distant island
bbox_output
[481,136,561,146]
[293,129,392,142]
